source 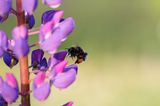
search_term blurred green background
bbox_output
[1,0,160,106]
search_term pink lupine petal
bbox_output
[12,25,28,40]
[39,22,54,43]
[5,73,18,89]
[52,10,64,25]
[33,72,46,88]
[54,60,68,74]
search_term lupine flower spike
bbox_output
[0,0,87,105]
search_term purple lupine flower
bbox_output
[41,10,64,25]
[32,72,50,101]
[0,73,19,104]
[39,10,64,42]
[48,50,67,69]
[54,60,68,74]
[12,25,29,58]
[58,17,75,41]
[3,51,18,68]
[31,49,48,72]
[32,49,44,65]
[48,60,68,81]
[53,65,77,89]
[0,0,12,17]
[63,101,74,106]
[0,30,8,57]
[39,17,75,54]
[49,61,78,89]
[42,0,62,8]
[22,0,38,15]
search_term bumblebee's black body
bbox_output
[67,46,87,64]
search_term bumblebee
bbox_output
[67,46,88,64]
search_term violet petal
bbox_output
[48,50,67,69]
[33,82,50,101]
[12,26,28,40]
[39,28,62,53]
[12,26,29,58]
[3,52,18,68]
[58,17,75,42]
[0,0,12,17]
[22,0,38,15]
[1,83,19,104]
[53,67,77,89]
[0,30,8,50]
[31,49,44,66]
[13,39,29,59]
[41,10,64,25]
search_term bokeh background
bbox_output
[1,0,160,106]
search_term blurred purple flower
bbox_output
[0,31,19,68]
[48,50,67,69]
[0,30,8,57]
[12,25,29,58]
[43,0,62,8]
[22,0,38,15]
[41,10,64,25]
[31,49,48,72]
[0,0,12,17]
[39,17,75,54]
[3,51,18,68]
[0,96,5,106]
[63,101,74,106]
[32,72,50,101]
[49,61,78,89]
[0,73,19,104]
